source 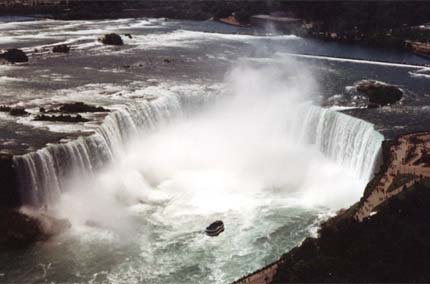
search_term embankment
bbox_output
[2,1,429,52]
[270,178,430,283]
[234,131,430,283]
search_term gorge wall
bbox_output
[233,131,430,283]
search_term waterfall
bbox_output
[13,94,383,208]
[292,105,384,181]
[13,93,212,207]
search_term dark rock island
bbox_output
[0,49,28,64]
[0,1,429,282]
[355,80,403,108]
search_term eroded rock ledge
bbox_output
[0,207,70,249]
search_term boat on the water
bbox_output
[205,220,224,237]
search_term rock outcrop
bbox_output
[270,180,430,283]
[0,49,28,64]
[34,114,89,123]
[0,207,70,249]
[52,44,70,53]
[8,107,29,116]
[58,102,109,113]
[355,80,403,107]
[0,105,10,112]
[0,106,30,116]
[99,33,124,46]
[0,155,20,207]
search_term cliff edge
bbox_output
[234,132,430,283]
[271,179,430,283]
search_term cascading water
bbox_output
[13,96,383,213]
[14,137,107,206]
[8,60,386,284]
[292,105,384,181]
[13,93,212,207]
[13,85,384,210]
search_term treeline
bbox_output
[278,1,430,31]
[1,1,429,29]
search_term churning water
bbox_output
[0,17,396,284]
[8,62,382,284]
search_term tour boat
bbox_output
[205,220,224,237]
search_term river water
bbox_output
[0,17,428,283]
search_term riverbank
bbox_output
[0,14,429,282]
[2,1,429,56]
[234,132,430,283]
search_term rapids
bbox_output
[3,16,419,284]
[11,62,382,283]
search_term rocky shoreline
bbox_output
[234,132,430,283]
[2,1,430,56]
[0,2,429,279]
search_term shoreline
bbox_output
[0,8,429,281]
[233,131,430,283]
[2,1,429,58]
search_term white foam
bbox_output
[279,52,427,69]
[409,68,430,79]
[131,29,300,50]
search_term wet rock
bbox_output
[99,33,124,46]
[0,208,70,249]
[52,44,70,53]
[9,107,29,116]
[163,58,175,63]
[355,80,403,107]
[0,155,20,208]
[58,102,109,113]
[0,48,28,64]
[124,33,133,39]
[0,105,11,112]
[34,114,89,123]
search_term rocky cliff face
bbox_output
[0,207,70,249]
[271,179,430,283]
[355,132,430,221]
[234,132,430,283]
[0,155,20,208]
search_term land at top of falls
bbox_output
[0,6,429,284]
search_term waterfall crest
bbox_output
[292,105,383,181]
[13,93,210,207]
[13,96,383,207]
